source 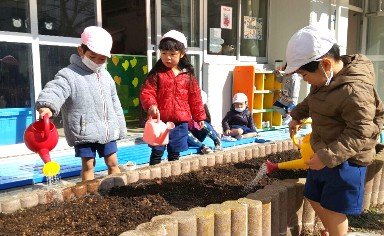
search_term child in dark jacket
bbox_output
[222,93,258,140]
[188,90,222,154]
[140,30,206,165]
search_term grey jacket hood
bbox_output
[36,54,127,146]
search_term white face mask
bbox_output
[235,107,246,113]
[320,63,333,86]
[82,56,105,72]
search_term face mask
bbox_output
[235,107,246,113]
[82,56,105,72]
[320,63,333,86]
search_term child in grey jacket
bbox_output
[35,26,127,181]
[272,63,301,125]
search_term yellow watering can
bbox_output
[266,120,314,173]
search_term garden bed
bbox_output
[0,146,383,236]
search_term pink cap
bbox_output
[161,30,188,49]
[81,26,113,58]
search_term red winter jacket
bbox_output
[140,68,206,123]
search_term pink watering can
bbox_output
[143,112,175,146]
[24,114,61,177]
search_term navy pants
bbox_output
[149,122,188,165]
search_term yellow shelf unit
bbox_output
[233,66,283,129]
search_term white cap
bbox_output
[285,25,336,74]
[81,26,113,57]
[233,93,248,103]
[161,30,188,49]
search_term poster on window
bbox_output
[220,6,232,29]
[256,18,263,40]
[243,16,256,39]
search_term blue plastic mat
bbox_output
[0,128,311,190]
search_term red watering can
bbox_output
[143,112,175,146]
[24,114,60,177]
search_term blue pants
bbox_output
[188,121,219,148]
[149,122,188,165]
[75,141,117,158]
[304,160,367,215]
[230,125,256,134]
[273,100,296,116]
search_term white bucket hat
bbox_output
[233,93,248,103]
[161,30,188,49]
[81,26,113,58]
[285,25,336,74]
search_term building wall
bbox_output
[204,0,351,131]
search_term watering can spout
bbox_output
[157,122,175,144]
[266,119,313,172]
[266,160,278,173]
[38,148,52,163]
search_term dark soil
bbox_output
[0,150,383,236]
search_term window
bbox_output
[366,17,384,55]
[40,45,77,87]
[0,0,30,33]
[161,0,200,48]
[207,0,268,57]
[349,0,363,8]
[240,0,268,57]
[37,0,96,37]
[0,42,33,108]
[40,45,77,128]
[208,0,238,55]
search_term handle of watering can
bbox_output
[290,119,312,149]
[43,114,50,140]
[148,110,160,123]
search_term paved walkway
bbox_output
[0,127,312,194]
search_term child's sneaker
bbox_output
[282,114,292,125]
[201,145,213,154]
[214,138,222,151]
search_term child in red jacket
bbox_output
[140,30,206,165]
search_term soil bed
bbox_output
[0,150,383,236]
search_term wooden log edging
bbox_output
[1,140,383,236]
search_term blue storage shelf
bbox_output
[0,108,33,145]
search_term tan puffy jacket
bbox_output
[291,54,384,167]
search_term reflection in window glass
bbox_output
[37,0,96,37]
[240,0,267,57]
[102,0,147,55]
[40,45,77,129]
[208,1,238,55]
[366,17,384,55]
[161,0,200,47]
[0,42,32,108]
[189,55,200,83]
[349,0,363,8]
[40,45,77,87]
[373,61,384,102]
[0,0,30,33]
